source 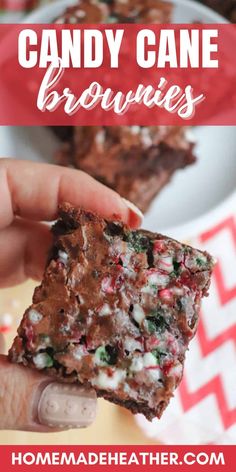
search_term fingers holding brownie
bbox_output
[0,355,97,431]
[0,159,143,288]
[0,159,143,231]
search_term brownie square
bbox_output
[199,1,236,22]
[9,204,214,420]
[54,0,173,24]
[54,127,196,213]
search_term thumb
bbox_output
[0,354,97,431]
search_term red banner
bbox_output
[0,24,236,125]
[0,446,235,471]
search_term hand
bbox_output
[0,158,143,432]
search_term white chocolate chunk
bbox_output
[95,130,105,145]
[141,127,152,148]
[147,368,163,381]
[130,356,144,372]
[58,250,69,264]
[33,353,51,369]
[28,309,43,325]
[99,303,111,316]
[148,271,169,287]
[73,345,87,361]
[132,304,145,324]
[143,352,158,368]
[91,369,126,390]
[75,9,86,18]
[130,352,157,372]
[123,337,142,352]
[131,125,140,134]
[142,271,169,293]
[168,362,183,379]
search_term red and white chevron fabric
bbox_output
[136,214,236,444]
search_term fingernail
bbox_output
[122,198,143,227]
[38,383,97,429]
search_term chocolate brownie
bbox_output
[52,0,196,213]
[55,127,196,213]
[54,0,173,24]
[199,1,236,22]
[9,204,215,421]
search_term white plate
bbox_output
[0,0,234,239]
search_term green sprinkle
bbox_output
[45,354,54,368]
[96,346,110,365]
[146,311,169,334]
[126,232,149,253]
[146,319,156,334]
[173,259,181,275]
[183,246,191,254]
[95,345,118,366]
[196,256,207,267]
